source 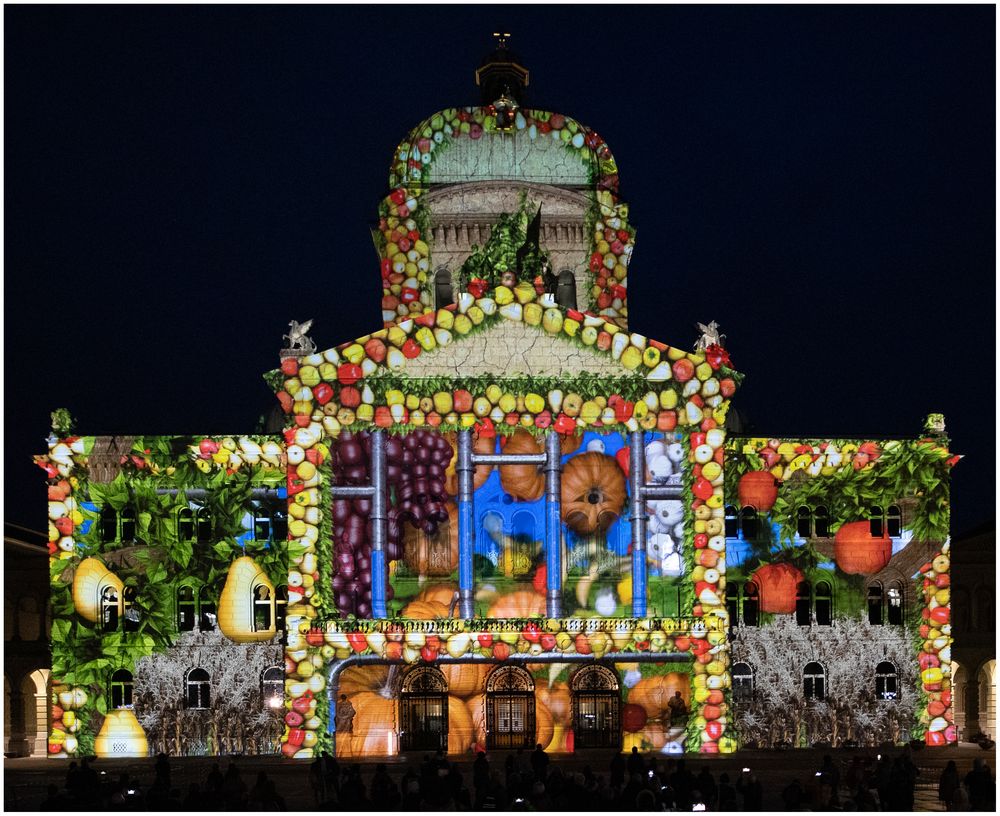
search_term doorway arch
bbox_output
[570,664,620,748]
[486,665,535,750]
[399,665,449,753]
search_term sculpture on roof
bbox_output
[283,319,316,354]
[694,320,726,352]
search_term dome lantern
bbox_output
[476,31,529,105]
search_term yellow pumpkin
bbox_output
[446,693,475,754]
[440,663,488,698]
[94,710,148,758]
[560,452,627,535]
[487,590,546,618]
[627,673,690,720]
[338,665,391,698]
[338,690,396,756]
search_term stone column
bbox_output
[32,689,49,756]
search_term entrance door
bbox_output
[486,665,535,750]
[571,664,621,749]
[400,666,449,753]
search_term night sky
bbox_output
[5,6,994,536]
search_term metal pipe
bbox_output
[544,432,563,618]
[640,485,684,501]
[153,488,283,498]
[629,431,648,616]
[329,485,376,498]
[471,453,547,465]
[369,430,387,619]
[456,430,475,619]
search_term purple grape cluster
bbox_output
[330,429,452,617]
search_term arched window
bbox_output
[253,585,273,632]
[740,507,759,541]
[177,507,194,541]
[867,582,884,625]
[177,585,196,631]
[186,668,211,709]
[120,505,137,543]
[804,662,826,700]
[815,581,832,626]
[275,586,288,635]
[724,505,739,538]
[813,506,830,538]
[796,581,812,626]
[262,667,284,709]
[110,669,133,709]
[556,270,577,310]
[271,509,288,542]
[198,586,216,631]
[101,585,120,631]
[434,269,453,308]
[732,662,754,704]
[122,586,140,632]
[886,581,904,626]
[100,506,118,542]
[196,507,212,544]
[886,505,902,538]
[796,506,812,539]
[875,661,898,701]
[869,507,885,538]
[743,582,760,627]
[253,506,271,541]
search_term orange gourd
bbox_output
[444,432,495,495]
[338,665,392,697]
[627,674,690,720]
[537,681,571,726]
[487,590,546,618]
[446,693,475,754]
[338,690,396,756]
[738,471,780,511]
[499,430,547,501]
[417,583,460,607]
[750,562,805,614]
[401,599,450,619]
[440,663,488,698]
[834,521,892,575]
[560,452,627,535]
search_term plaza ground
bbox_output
[4,743,995,811]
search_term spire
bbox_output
[475,31,529,105]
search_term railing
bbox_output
[310,615,721,635]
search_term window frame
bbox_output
[875,661,899,701]
[803,661,826,701]
[186,668,211,710]
[110,669,134,709]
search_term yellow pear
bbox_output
[218,556,276,643]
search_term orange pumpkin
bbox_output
[487,590,546,618]
[750,561,804,614]
[738,471,780,511]
[499,430,547,501]
[537,681,571,726]
[466,696,553,750]
[338,690,396,756]
[402,503,459,575]
[401,599,451,619]
[440,663,488,698]
[627,673,690,720]
[417,583,460,607]
[338,665,392,697]
[560,452,627,535]
[444,432,495,495]
[834,521,892,575]
[445,693,475,754]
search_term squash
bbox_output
[417,583,460,608]
[627,673,690,720]
[834,521,892,575]
[440,663,488,698]
[71,558,123,623]
[338,665,392,697]
[750,561,805,614]
[444,432,496,495]
[738,471,780,511]
[536,681,571,726]
[487,590,546,618]
[94,710,148,758]
[499,431,580,502]
[446,693,475,754]
[337,690,396,756]
[622,702,648,732]
[560,452,627,535]
[401,599,450,619]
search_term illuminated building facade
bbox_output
[40,49,959,758]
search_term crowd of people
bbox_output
[11,746,996,811]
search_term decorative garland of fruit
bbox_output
[380,107,632,328]
[917,545,956,746]
[268,302,739,439]
[185,436,286,475]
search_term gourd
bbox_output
[440,663,488,698]
[499,431,580,502]
[627,673,690,719]
[560,452,627,535]
[94,710,148,758]
[536,681,571,726]
[218,556,276,643]
[71,558,123,623]
[738,471,780,511]
[338,665,391,697]
[750,561,805,614]
[401,599,450,619]
[444,432,496,495]
[834,521,892,575]
[487,590,546,618]
[416,583,460,608]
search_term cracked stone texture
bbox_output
[398,320,628,377]
[426,131,594,186]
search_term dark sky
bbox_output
[5,5,994,536]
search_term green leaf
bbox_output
[51,618,72,643]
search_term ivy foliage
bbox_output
[455,192,549,290]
